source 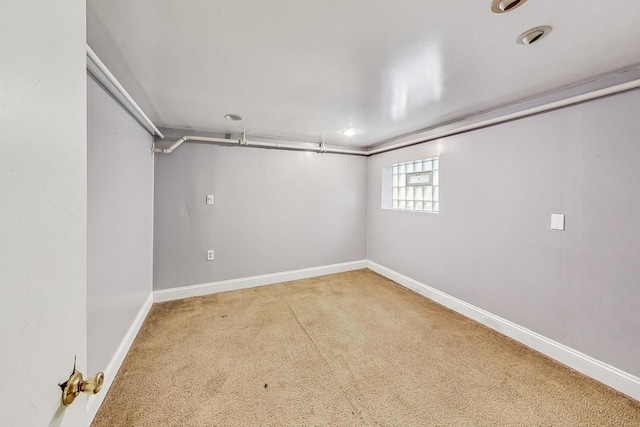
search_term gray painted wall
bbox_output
[88,76,154,373]
[367,89,640,377]
[154,142,367,290]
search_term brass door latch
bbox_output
[58,357,105,405]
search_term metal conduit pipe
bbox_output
[152,136,242,154]
[244,140,366,154]
[153,135,367,155]
[153,76,640,157]
[86,45,164,139]
[247,141,275,148]
[367,78,640,155]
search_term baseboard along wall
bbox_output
[87,293,154,422]
[366,260,640,402]
[153,260,368,303]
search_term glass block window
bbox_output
[391,157,439,213]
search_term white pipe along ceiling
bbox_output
[88,42,640,158]
[85,0,640,157]
[152,135,366,156]
[86,45,164,140]
[152,76,640,157]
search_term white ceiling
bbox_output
[87,0,640,148]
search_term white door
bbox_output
[0,1,89,426]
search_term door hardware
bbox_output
[58,356,105,405]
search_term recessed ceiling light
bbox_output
[341,128,359,136]
[491,0,528,13]
[517,26,552,45]
[224,114,244,121]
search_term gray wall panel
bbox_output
[367,89,640,377]
[87,76,154,374]
[153,144,367,290]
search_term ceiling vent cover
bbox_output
[491,0,528,13]
[517,26,552,45]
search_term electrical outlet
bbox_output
[207,250,215,261]
[206,195,214,205]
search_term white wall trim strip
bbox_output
[366,260,640,402]
[86,293,154,423]
[154,260,367,303]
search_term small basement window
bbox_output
[384,157,439,213]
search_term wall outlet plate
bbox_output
[207,250,214,260]
[551,214,565,231]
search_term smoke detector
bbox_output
[517,26,552,45]
[491,0,528,13]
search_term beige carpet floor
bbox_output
[92,269,640,426]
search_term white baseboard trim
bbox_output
[367,260,640,402]
[153,260,368,303]
[86,292,154,422]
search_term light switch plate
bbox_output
[206,195,214,205]
[207,250,214,260]
[551,214,565,231]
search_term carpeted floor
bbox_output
[92,269,640,426]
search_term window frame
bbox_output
[384,157,439,214]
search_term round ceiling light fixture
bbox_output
[224,113,244,121]
[517,26,552,45]
[491,0,528,13]
[341,128,359,136]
